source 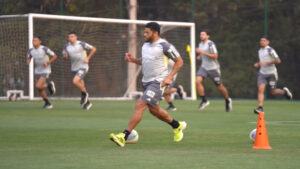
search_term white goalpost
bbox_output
[0,13,196,100]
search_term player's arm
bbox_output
[161,44,183,87]
[254,50,280,67]
[125,53,142,65]
[84,46,96,63]
[196,48,218,59]
[26,50,32,65]
[43,47,57,67]
[163,57,183,87]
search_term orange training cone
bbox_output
[252,112,272,149]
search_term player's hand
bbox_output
[254,62,259,68]
[42,62,49,67]
[125,53,135,62]
[63,54,68,60]
[161,77,172,87]
[196,55,202,60]
[83,58,89,63]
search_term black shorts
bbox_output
[196,67,222,85]
[141,80,163,106]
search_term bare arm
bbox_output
[26,58,31,65]
[84,47,97,63]
[162,57,183,87]
[43,54,57,67]
[125,53,142,65]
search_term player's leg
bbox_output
[35,76,52,109]
[196,67,210,110]
[163,87,177,111]
[269,74,293,100]
[72,69,91,109]
[109,98,148,147]
[255,83,266,114]
[148,104,186,142]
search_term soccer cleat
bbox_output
[225,98,232,112]
[109,133,126,147]
[83,102,92,110]
[80,92,89,105]
[176,85,184,99]
[254,106,263,114]
[48,81,56,95]
[198,101,210,110]
[173,121,187,142]
[283,87,293,100]
[166,105,177,111]
[43,102,53,109]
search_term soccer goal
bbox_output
[0,13,196,100]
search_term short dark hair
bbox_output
[201,29,211,36]
[145,22,160,35]
[261,35,269,41]
[33,36,41,40]
[68,31,77,36]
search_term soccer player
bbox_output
[109,22,187,147]
[26,36,57,109]
[63,32,96,110]
[196,30,232,112]
[253,36,293,114]
[163,58,184,111]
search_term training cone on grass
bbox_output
[253,112,272,149]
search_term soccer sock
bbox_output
[168,102,174,107]
[43,98,50,104]
[123,129,131,140]
[258,106,263,110]
[225,98,230,103]
[81,92,87,96]
[201,96,207,102]
[169,119,180,129]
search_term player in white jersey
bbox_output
[253,36,292,114]
[196,30,232,112]
[26,36,57,109]
[163,58,184,111]
[63,32,96,110]
[109,22,187,147]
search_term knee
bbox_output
[72,78,79,85]
[35,84,42,90]
[270,89,276,95]
[196,79,202,86]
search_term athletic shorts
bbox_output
[257,72,278,89]
[35,73,49,79]
[196,67,222,85]
[141,80,163,106]
[72,68,88,79]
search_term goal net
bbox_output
[0,14,196,100]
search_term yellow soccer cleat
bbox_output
[173,121,187,142]
[109,133,126,147]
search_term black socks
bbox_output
[43,98,50,104]
[201,96,207,102]
[169,119,179,129]
[168,102,174,107]
[123,130,131,140]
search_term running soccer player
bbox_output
[253,36,292,114]
[26,36,57,109]
[163,58,184,111]
[196,30,232,112]
[63,32,96,110]
[109,22,187,147]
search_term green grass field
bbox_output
[0,99,299,169]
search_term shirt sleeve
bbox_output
[161,42,181,60]
[27,49,33,59]
[80,41,94,50]
[62,44,68,55]
[269,48,279,58]
[208,42,218,54]
[43,46,55,56]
